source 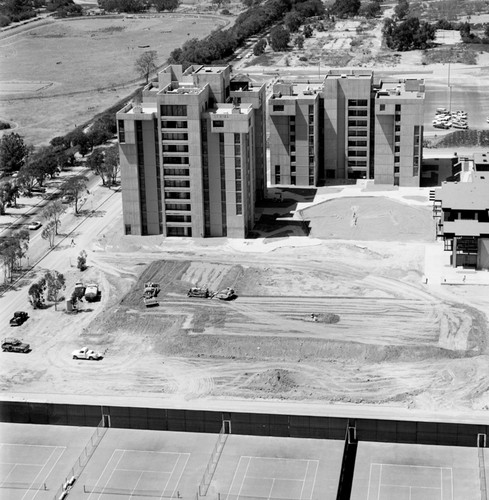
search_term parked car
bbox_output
[433,122,450,129]
[30,186,46,194]
[84,283,100,302]
[2,338,30,353]
[452,123,468,129]
[436,107,449,114]
[72,347,103,360]
[9,311,29,326]
[61,195,73,204]
[28,221,42,230]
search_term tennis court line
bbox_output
[170,453,190,499]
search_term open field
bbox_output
[0,13,228,145]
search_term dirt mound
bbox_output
[248,369,299,393]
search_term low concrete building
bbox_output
[433,179,489,270]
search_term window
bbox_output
[275,175,281,184]
[213,120,224,127]
[125,224,131,235]
[413,166,419,176]
[165,192,191,199]
[395,104,401,112]
[393,177,399,186]
[164,168,189,176]
[348,109,368,117]
[236,204,242,215]
[395,135,400,143]
[291,155,296,162]
[379,104,385,111]
[234,145,241,156]
[235,180,242,191]
[164,180,190,188]
[395,125,401,132]
[118,120,125,143]
[162,133,188,141]
[394,145,400,153]
[234,133,240,144]
[394,156,400,163]
[349,99,368,107]
[163,144,189,153]
[163,157,189,164]
[161,120,187,129]
[291,175,296,185]
[273,105,284,111]
[394,166,400,173]
[160,105,187,116]
[275,165,280,175]
[348,120,368,127]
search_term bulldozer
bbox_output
[187,287,211,298]
[143,282,160,307]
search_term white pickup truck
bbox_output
[72,347,103,361]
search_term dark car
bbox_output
[9,311,29,327]
[2,338,30,353]
[30,186,47,194]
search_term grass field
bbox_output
[0,13,229,145]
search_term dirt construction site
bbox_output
[1,183,489,416]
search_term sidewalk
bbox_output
[424,242,489,285]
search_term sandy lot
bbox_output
[1,187,488,414]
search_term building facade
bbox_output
[433,179,489,269]
[117,65,266,238]
[269,70,425,187]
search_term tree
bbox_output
[135,50,158,84]
[28,278,46,309]
[253,38,267,56]
[212,0,229,9]
[295,34,305,49]
[42,200,66,236]
[0,181,19,214]
[23,145,59,186]
[41,220,57,248]
[0,229,29,282]
[359,0,381,18]
[394,0,409,20]
[0,132,27,174]
[65,128,90,156]
[77,250,87,271]
[303,24,313,38]
[153,0,180,11]
[269,25,290,51]
[284,11,304,33]
[63,175,88,214]
[44,270,66,310]
[331,0,361,17]
[383,17,435,51]
[104,145,120,186]
[86,149,106,184]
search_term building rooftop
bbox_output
[473,152,489,164]
[325,69,373,79]
[194,66,227,74]
[375,79,425,99]
[443,220,489,237]
[437,179,489,210]
[213,103,252,115]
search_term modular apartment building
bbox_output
[117,64,266,238]
[269,70,425,186]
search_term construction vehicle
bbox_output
[213,287,236,301]
[187,287,211,298]
[85,283,100,302]
[143,282,160,307]
[72,282,86,301]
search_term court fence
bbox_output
[198,422,229,496]
[52,417,107,500]
[217,495,303,500]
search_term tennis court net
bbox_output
[0,482,48,491]
[83,485,181,498]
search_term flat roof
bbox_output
[194,66,227,74]
[375,79,425,99]
[473,152,489,164]
[213,104,252,115]
[443,220,489,237]
[438,180,489,210]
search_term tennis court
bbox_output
[74,428,220,499]
[350,442,481,500]
[212,435,344,500]
[0,423,96,500]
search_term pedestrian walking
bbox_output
[71,239,75,247]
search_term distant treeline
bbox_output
[169,0,325,67]
[0,1,82,27]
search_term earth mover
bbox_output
[187,287,211,298]
[213,287,236,301]
[85,283,100,302]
